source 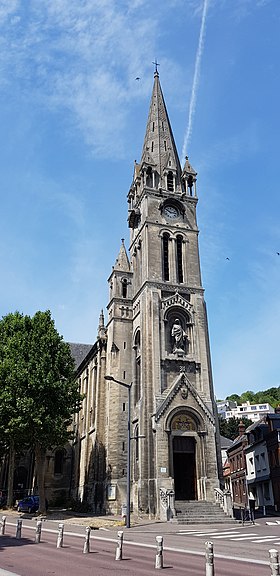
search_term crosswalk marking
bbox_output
[232,535,277,541]
[250,536,280,543]
[177,527,280,544]
[211,532,257,539]
[179,530,207,534]
[179,529,240,536]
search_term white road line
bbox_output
[0,571,21,576]
[176,530,207,534]
[251,536,280,543]
[194,532,243,538]
[177,530,206,534]
[211,532,257,539]
[231,535,279,542]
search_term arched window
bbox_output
[162,233,170,281]
[134,331,141,404]
[122,278,128,298]
[134,424,139,461]
[176,235,183,283]
[146,166,153,188]
[187,175,194,196]
[167,171,174,192]
[54,449,64,475]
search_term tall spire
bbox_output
[140,71,182,186]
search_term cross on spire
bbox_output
[152,59,160,74]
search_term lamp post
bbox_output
[104,375,132,528]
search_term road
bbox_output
[0,515,279,575]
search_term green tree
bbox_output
[219,416,253,440]
[226,394,241,404]
[0,310,82,513]
[0,312,31,506]
[240,390,256,404]
[226,387,280,409]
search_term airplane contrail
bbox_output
[181,0,209,164]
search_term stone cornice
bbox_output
[132,281,204,304]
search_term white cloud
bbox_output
[0,0,19,22]
[0,0,160,158]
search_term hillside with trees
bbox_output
[226,387,280,408]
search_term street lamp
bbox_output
[104,375,132,528]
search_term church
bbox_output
[68,68,222,519]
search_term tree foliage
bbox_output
[0,310,82,512]
[219,416,253,440]
[226,387,280,409]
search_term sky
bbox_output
[0,0,279,400]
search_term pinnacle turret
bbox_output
[97,309,106,339]
[113,239,130,272]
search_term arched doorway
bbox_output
[173,436,196,500]
[171,413,198,501]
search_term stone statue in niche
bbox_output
[171,318,188,355]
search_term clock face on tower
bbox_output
[163,205,179,219]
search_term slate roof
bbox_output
[68,342,93,370]
[220,435,234,449]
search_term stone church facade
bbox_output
[69,70,222,518]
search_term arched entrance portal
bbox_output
[173,436,196,500]
[171,412,198,501]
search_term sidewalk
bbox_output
[1,507,158,530]
[1,506,276,533]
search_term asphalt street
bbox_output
[1,514,280,575]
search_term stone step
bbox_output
[174,500,237,525]
[177,518,237,524]
[177,512,228,518]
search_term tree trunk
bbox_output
[7,441,15,508]
[35,442,46,515]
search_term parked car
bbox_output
[17,495,39,514]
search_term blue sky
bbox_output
[0,0,279,399]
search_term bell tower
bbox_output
[126,69,221,516]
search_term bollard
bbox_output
[0,516,7,536]
[35,519,42,544]
[56,523,64,548]
[83,526,91,554]
[155,535,163,569]
[16,518,22,540]
[269,549,280,576]
[205,541,215,576]
[115,530,124,560]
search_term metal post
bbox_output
[0,515,6,536]
[205,541,214,576]
[126,384,131,529]
[269,549,280,576]
[83,526,91,553]
[35,519,42,544]
[155,535,163,569]
[115,530,123,560]
[57,523,64,548]
[16,518,22,540]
